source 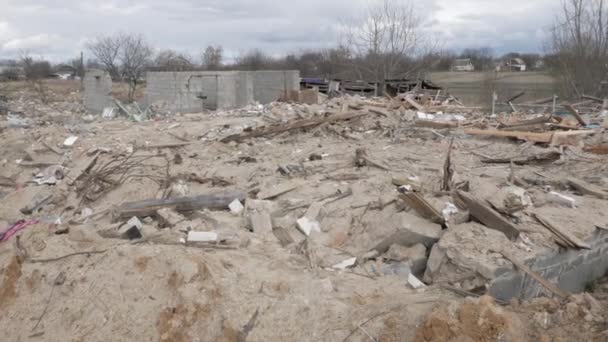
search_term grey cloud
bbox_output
[0,0,561,61]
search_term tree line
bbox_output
[1,0,605,100]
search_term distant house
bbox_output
[51,64,77,80]
[505,58,527,72]
[451,59,475,72]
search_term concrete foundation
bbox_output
[83,69,113,113]
[146,70,299,112]
[489,229,608,301]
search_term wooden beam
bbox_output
[564,104,587,126]
[532,213,590,249]
[506,91,526,104]
[464,129,554,143]
[415,120,459,129]
[399,193,445,225]
[584,144,608,155]
[456,191,520,240]
[116,191,246,220]
[220,111,368,143]
[404,96,424,111]
[568,178,608,200]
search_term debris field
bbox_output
[1,81,608,341]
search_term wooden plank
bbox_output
[568,178,608,200]
[500,251,569,298]
[506,91,526,103]
[220,111,368,143]
[481,151,561,165]
[399,193,444,225]
[584,144,608,155]
[463,129,553,143]
[456,191,520,240]
[415,120,458,129]
[550,130,597,147]
[272,226,294,247]
[564,104,587,126]
[41,141,64,155]
[117,191,246,220]
[501,115,552,129]
[404,96,424,111]
[532,213,590,249]
[582,94,603,103]
[257,183,299,200]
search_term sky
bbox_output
[0,0,561,62]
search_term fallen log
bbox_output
[220,111,368,143]
[116,191,246,220]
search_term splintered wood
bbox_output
[457,191,520,240]
[220,111,368,143]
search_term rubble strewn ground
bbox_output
[1,80,608,341]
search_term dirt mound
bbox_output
[414,296,525,342]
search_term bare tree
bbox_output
[201,45,223,70]
[154,49,194,71]
[234,49,270,71]
[342,0,430,81]
[551,0,608,96]
[120,34,153,102]
[86,34,125,79]
[87,33,153,102]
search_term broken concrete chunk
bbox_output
[371,212,442,254]
[157,208,186,227]
[249,211,273,234]
[384,243,428,275]
[296,217,321,237]
[501,186,532,209]
[119,217,143,240]
[187,231,218,243]
[229,199,245,215]
[423,222,525,287]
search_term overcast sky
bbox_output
[0,0,560,62]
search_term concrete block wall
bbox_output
[251,70,300,104]
[146,71,233,112]
[489,229,608,301]
[146,70,299,113]
[83,69,113,113]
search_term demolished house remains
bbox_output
[1,68,608,341]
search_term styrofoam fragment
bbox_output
[296,217,321,236]
[332,257,357,270]
[63,136,79,147]
[187,231,218,242]
[408,273,426,289]
[229,199,244,215]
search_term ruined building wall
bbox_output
[83,69,113,113]
[146,70,299,112]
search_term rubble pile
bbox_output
[1,84,608,341]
